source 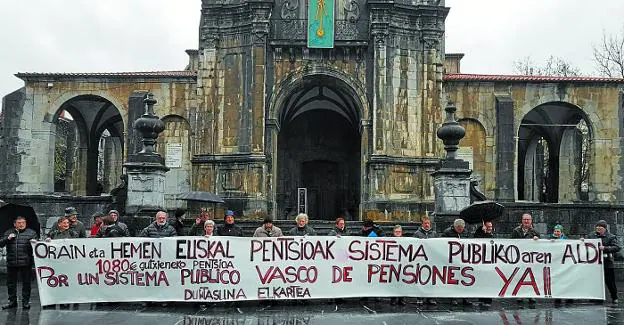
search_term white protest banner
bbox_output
[31,237,605,305]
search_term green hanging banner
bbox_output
[307,0,335,48]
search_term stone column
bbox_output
[495,95,515,201]
[431,103,471,228]
[123,94,169,218]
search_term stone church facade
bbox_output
[1,0,623,222]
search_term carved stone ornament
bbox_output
[280,0,299,19]
[343,0,360,22]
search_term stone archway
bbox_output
[270,73,366,220]
[53,95,124,196]
[517,102,592,203]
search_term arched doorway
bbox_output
[53,95,124,196]
[517,102,592,202]
[275,75,363,220]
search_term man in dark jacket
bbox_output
[511,213,539,304]
[473,220,494,307]
[360,219,383,237]
[63,207,86,238]
[413,216,437,305]
[442,218,471,306]
[474,221,494,239]
[95,210,129,237]
[414,217,436,239]
[139,211,178,238]
[47,217,79,239]
[169,209,186,236]
[442,218,467,239]
[511,213,540,239]
[188,209,211,236]
[0,216,38,309]
[327,217,349,236]
[216,210,245,237]
[589,220,620,303]
[287,213,317,236]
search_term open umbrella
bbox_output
[177,191,225,203]
[177,191,225,220]
[0,203,41,237]
[459,201,504,224]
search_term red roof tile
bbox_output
[444,73,624,83]
[16,71,197,79]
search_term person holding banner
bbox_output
[511,213,540,240]
[253,216,283,237]
[589,220,620,304]
[188,209,211,236]
[550,225,573,305]
[327,217,349,236]
[511,213,539,304]
[473,220,494,307]
[203,219,216,237]
[216,210,245,237]
[63,207,86,238]
[95,210,129,238]
[47,217,79,240]
[442,218,472,307]
[287,213,317,236]
[359,219,383,237]
[89,212,104,237]
[139,211,178,238]
[413,216,437,306]
[0,216,38,310]
[390,225,407,306]
[413,216,436,239]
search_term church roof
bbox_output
[16,70,197,79]
[444,73,624,83]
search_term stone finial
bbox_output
[133,93,165,155]
[436,102,465,160]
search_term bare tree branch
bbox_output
[593,28,624,78]
[513,55,581,77]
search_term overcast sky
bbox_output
[1,0,623,98]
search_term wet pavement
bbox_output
[1,281,623,325]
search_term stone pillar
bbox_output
[558,127,581,202]
[124,94,169,217]
[431,103,471,227]
[495,96,515,201]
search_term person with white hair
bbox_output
[139,211,177,238]
[441,218,471,306]
[203,219,216,237]
[287,213,316,236]
[442,218,466,239]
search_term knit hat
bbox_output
[64,207,78,217]
[596,220,608,228]
[226,210,234,216]
[553,224,564,231]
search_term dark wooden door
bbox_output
[301,160,339,220]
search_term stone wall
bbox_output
[446,81,624,204]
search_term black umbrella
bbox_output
[177,191,225,220]
[0,203,41,237]
[177,191,225,204]
[459,201,505,224]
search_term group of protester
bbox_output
[0,207,620,310]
